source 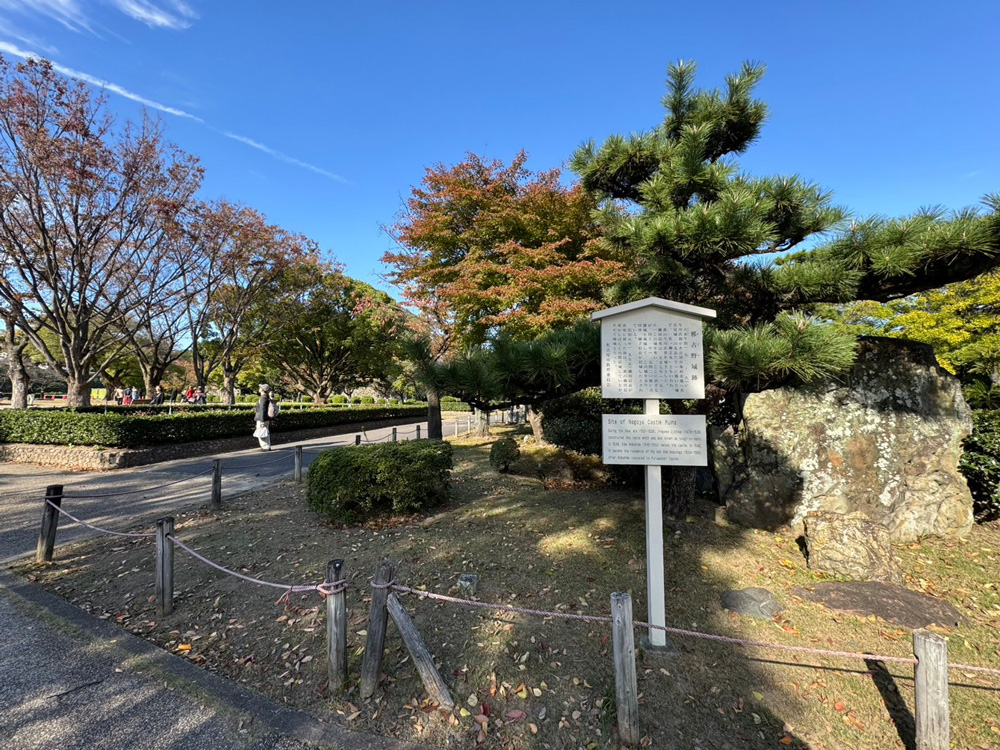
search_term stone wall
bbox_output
[714,337,974,542]
[0,416,425,471]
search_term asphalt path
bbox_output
[0,415,465,750]
[0,416,471,564]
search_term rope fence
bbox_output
[43,498,155,539]
[382,581,1000,676]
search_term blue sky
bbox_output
[1,1,997,295]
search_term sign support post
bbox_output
[643,398,667,647]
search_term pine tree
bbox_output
[570,62,1000,395]
[570,61,1000,513]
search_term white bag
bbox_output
[253,423,269,439]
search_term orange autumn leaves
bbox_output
[384,151,629,346]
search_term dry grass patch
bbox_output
[13,429,1000,749]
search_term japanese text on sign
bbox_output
[602,415,708,466]
[601,308,705,399]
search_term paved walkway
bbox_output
[0,417,466,750]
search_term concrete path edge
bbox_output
[0,565,432,750]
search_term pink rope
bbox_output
[386,583,1000,677]
[46,498,155,538]
[167,534,348,600]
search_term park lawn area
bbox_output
[14,429,1000,750]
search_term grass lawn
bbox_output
[14,428,1000,749]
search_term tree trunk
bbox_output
[665,467,697,517]
[526,405,545,442]
[8,345,31,409]
[66,378,92,408]
[426,389,442,439]
[474,408,491,437]
[221,370,237,405]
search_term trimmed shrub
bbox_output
[489,438,521,472]
[331,395,347,404]
[0,405,425,448]
[960,409,1000,521]
[361,396,375,404]
[440,398,473,412]
[307,440,453,523]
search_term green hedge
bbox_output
[960,409,1000,521]
[440,398,473,412]
[0,405,425,448]
[307,440,453,523]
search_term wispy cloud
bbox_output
[0,17,60,54]
[222,131,350,184]
[0,0,196,32]
[0,0,91,32]
[0,42,347,183]
[109,0,197,30]
[0,40,203,120]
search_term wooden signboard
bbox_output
[592,298,716,649]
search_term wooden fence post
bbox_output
[392,427,397,442]
[36,484,63,563]
[156,516,175,616]
[294,445,303,483]
[355,434,361,446]
[387,593,455,711]
[327,559,347,690]
[211,459,222,508]
[611,592,640,747]
[914,629,949,750]
[416,425,421,440]
[361,558,396,700]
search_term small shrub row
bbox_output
[440,398,473,412]
[0,405,425,448]
[306,440,453,523]
[960,409,1000,521]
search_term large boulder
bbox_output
[714,337,974,542]
[803,511,898,582]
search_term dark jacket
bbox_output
[255,393,271,423]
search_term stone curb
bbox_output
[0,566,434,750]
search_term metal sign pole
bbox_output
[643,398,667,648]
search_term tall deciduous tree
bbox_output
[0,56,202,406]
[384,151,628,347]
[261,266,404,403]
[818,263,1000,378]
[179,200,314,403]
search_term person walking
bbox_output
[254,384,274,451]
[150,385,165,405]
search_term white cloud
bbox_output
[0,42,348,183]
[0,40,203,120]
[0,16,61,53]
[0,0,90,32]
[222,131,350,184]
[0,0,197,32]
[108,0,197,30]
